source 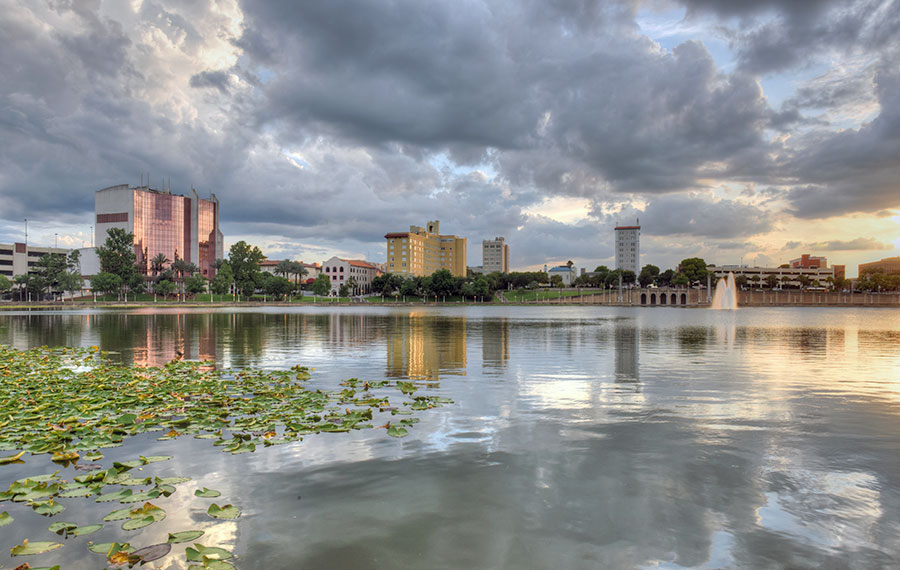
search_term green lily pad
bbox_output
[155,476,191,485]
[201,561,235,569]
[119,488,161,503]
[88,541,133,555]
[0,511,12,527]
[0,450,26,465]
[168,530,205,543]
[140,455,172,463]
[103,506,134,521]
[96,488,132,503]
[194,487,221,498]
[207,503,241,520]
[122,515,157,531]
[10,540,64,555]
[186,543,233,561]
[32,499,65,516]
[48,521,77,534]
[386,426,409,438]
[71,523,104,536]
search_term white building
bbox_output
[321,256,382,295]
[547,264,577,286]
[0,243,71,280]
[482,237,510,274]
[709,265,835,288]
[615,222,640,274]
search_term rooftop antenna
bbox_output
[140,173,143,187]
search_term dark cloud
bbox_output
[0,0,897,269]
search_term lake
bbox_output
[1,306,899,569]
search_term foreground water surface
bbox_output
[1,306,899,569]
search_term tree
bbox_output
[657,269,675,287]
[678,258,708,284]
[92,272,123,296]
[735,275,749,289]
[210,262,234,295]
[155,279,176,298]
[798,274,811,289]
[338,283,350,297]
[781,275,792,288]
[289,261,308,284]
[765,274,779,289]
[400,278,418,297]
[150,253,170,277]
[638,264,659,287]
[311,273,331,296]
[431,269,456,297]
[97,228,138,286]
[473,276,492,300]
[265,275,292,300]
[0,275,10,294]
[550,274,563,288]
[622,270,636,285]
[185,274,208,295]
[672,272,690,287]
[57,271,84,300]
[228,241,265,297]
[346,276,359,295]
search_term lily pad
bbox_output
[0,511,12,527]
[186,543,233,561]
[168,530,205,543]
[103,506,134,521]
[131,542,172,562]
[71,523,104,536]
[386,426,409,438]
[0,450,26,465]
[10,540,64,556]
[122,515,157,531]
[207,503,241,520]
[48,521,77,534]
[32,499,65,516]
[194,487,221,498]
[140,455,172,463]
[96,488,132,503]
[88,541,133,555]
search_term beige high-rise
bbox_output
[385,220,467,277]
[482,237,509,274]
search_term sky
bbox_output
[1,0,899,277]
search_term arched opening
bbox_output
[671,293,677,305]
[680,293,687,305]
[660,293,667,305]
[650,293,656,305]
[640,293,647,305]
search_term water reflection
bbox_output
[2,307,900,569]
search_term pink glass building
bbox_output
[95,184,223,278]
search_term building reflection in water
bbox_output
[614,321,639,383]
[386,311,466,381]
[481,318,509,372]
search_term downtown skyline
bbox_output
[1,0,899,277]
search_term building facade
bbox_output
[385,220,467,277]
[710,265,836,287]
[95,184,223,278]
[859,256,900,276]
[615,223,640,275]
[790,254,827,269]
[482,237,509,274]
[322,256,382,295]
[0,243,70,279]
[548,264,577,286]
[260,260,322,284]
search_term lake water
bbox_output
[1,306,900,569]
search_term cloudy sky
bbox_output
[2,0,899,276]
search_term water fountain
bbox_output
[710,272,739,310]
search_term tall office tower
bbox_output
[95,184,224,277]
[615,221,640,274]
[385,220,467,277]
[482,237,509,274]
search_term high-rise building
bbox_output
[615,221,640,274]
[385,220,467,277]
[482,237,509,274]
[95,184,223,278]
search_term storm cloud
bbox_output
[0,0,898,270]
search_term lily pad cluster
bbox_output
[0,345,454,568]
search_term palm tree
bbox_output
[289,261,308,285]
[346,276,359,296]
[275,260,294,280]
[150,253,170,277]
